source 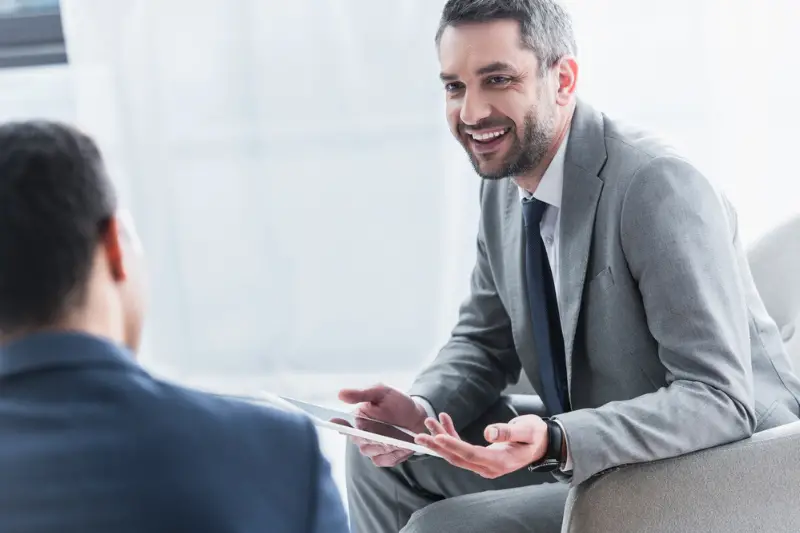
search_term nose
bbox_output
[459,90,491,127]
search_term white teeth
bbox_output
[471,129,508,141]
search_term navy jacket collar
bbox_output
[0,331,139,379]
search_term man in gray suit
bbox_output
[340,0,800,532]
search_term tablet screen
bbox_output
[280,397,419,444]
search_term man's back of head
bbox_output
[0,120,144,350]
[0,121,350,532]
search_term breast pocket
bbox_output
[588,266,615,293]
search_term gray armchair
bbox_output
[561,421,800,532]
[508,214,800,532]
[747,214,800,369]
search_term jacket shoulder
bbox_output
[138,376,313,440]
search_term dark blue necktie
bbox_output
[521,198,570,415]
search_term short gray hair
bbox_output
[435,0,577,75]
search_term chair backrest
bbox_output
[746,214,800,367]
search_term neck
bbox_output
[515,105,574,194]
[0,323,117,347]
[1,288,126,349]
[56,310,125,345]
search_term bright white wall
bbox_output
[0,65,75,122]
[59,0,458,385]
[46,0,800,387]
[564,0,800,243]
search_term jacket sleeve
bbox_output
[408,182,521,431]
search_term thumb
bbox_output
[338,384,389,405]
[485,421,535,444]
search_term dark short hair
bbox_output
[436,0,577,74]
[0,121,117,332]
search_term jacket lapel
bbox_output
[558,101,607,390]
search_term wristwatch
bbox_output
[527,418,564,473]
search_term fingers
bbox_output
[424,417,447,436]
[423,412,459,438]
[329,417,353,428]
[354,437,396,458]
[352,434,412,467]
[484,420,535,444]
[439,413,459,437]
[352,435,410,465]
[372,449,412,468]
[415,434,496,478]
[414,434,488,465]
[359,442,391,457]
[338,384,389,405]
[437,435,494,463]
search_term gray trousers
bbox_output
[345,399,570,533]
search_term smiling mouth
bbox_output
[465,127,512,155]
[468,127,511,144]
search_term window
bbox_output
[0,0,66,69]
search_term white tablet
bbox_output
[231,392,440,457]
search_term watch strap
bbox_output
[526,418,563,473]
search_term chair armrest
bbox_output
[501,394,547,418]
[502,393,547,418]
[562,421,800,533]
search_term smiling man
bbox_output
[340,1,800,532]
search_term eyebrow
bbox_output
[439,61,517,82]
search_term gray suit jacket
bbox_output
[409,99,800,486]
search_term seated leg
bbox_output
[401,482,569,533]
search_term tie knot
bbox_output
[521,197,548,227]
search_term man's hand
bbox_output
[338,384,429,468]
[415,413,549,478]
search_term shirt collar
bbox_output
[516,129,569,209]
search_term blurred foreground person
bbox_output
[0,121,349,533]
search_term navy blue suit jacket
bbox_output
[0,332,349,533]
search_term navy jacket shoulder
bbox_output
[0,332,349,533]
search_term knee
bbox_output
[400,503,439,533]
[401,499,478,533]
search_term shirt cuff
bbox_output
[552,418,573,473]
[412,396,437,419]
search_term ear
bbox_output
[101,216,127,282]
[555,56,579,106]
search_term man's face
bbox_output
[438,19,559,180]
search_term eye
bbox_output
[444,82,465,93]
[486,76,512,86]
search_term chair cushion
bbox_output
[562,422,800,533]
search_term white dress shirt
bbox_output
[415,133,573,472]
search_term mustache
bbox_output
[459,119,513,135]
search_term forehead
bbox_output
[437,19,538,75]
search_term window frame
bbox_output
[0,10,67,69]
